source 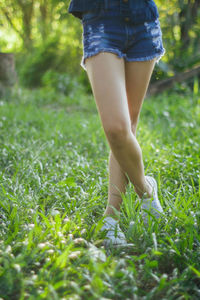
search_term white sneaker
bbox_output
[100,216,127,247]
[142,176,164,224]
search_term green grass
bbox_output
[0,84,200,299]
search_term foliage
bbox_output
[157,0,200,70]
[0,0,200,83]
[18,36,61,88]
[0,84,199,299]
[0,0,83,82]
[41,70,86,96]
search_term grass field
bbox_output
[0,84,200,299]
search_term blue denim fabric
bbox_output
[68,0,159,23]
[80,0,165,71]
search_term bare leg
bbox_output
[103,59,156,218]
[85,53,154,217]
[104,150,128,218]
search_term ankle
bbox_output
[135,179,152,199]
[103,208,120,220]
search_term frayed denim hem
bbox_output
[126,48,166,64]
[80,48,166,71]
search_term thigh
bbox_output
[85,52,131,132]
[125,59,156,126]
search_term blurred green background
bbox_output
[0,0,200,93]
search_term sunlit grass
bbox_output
[0,85,199,299]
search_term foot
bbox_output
[100,216,127,247]
[142,176,164,224]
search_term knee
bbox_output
[104,122,131,147]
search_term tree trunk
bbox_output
[148,65,200,96]
[39,0,48,42]
[16,0,34,50]
[0,53,17,98]
[179,0,200,49]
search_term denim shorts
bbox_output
[81,0,165,71]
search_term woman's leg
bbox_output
[103,59,156,218]
[85,52,154,214]
[104,150,128,218]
